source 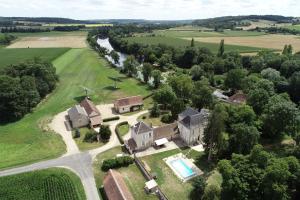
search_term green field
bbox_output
[154,29,266,38]
[284,24,300,31]
[117,123,130,137]
[0,48,151,169]
[124,36,266,53]
[0,48,70,68]
[0,168,85,200]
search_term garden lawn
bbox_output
[0,168,86,200]
[116,123,129,137]
[73,127,105,151]
[0,48,70,68]
[140,148,218,200]
[124,36,267,54]
[93,147,156,200]
[0,48,151,169]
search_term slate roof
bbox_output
[68,105,88,119]
[178,107,199,119]
[133,121,152,134]
[114,96,143,107]
[103,169,134,200]
[179,108,210,128]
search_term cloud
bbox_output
[0,0,299,20]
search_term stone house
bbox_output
[114,96,143,114]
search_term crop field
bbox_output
[7,36,87,48]
[0,48,70,68]
[0,168,85,200]
[10,31,87,37]
[154,29,266,38]
[0,48,150,169]
[189,34,300,52]
[124,36,267,53]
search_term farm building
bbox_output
[80,98,102,127]
[114,96,143,114]
[68,98,102,128]
[103,169,134,200]
[67,105,89,128]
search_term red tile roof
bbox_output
[80,98,101,117]
[228,92,247,104]
[103,169,134,200]
[114,96,143,107]
[153,123,178,140]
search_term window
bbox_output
[142,141,145,146]
[149,132,152,137]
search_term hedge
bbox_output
[102,116,120,122]
[143,93,153,100]
[101,156,134,171]
[115,121,128,144]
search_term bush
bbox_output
[101,156,134,171]
[161,113,173,123]
[115,122,128,144]
[73,128,80,138]
[100,125,111,141]
[150,102,160,117]
[102,116,120,122]
[83,130,98,142]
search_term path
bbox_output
[0,106,148,200]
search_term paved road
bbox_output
[0,108,148,200]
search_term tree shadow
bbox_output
[108,76,124,82]
[73,95,86,103]
[103,86,120,91]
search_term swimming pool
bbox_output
[170,159,195,178]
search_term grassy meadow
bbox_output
[0,47,151,169]
[0,168,86,200]
[0,48,70,68]
[124,36,266,53]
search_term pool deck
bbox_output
[163,153,203,182]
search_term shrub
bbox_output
[83,130,98,142]
[73,128,80,138]
[161,113,173,123]
[102,116,120,122]
[150,102,160,117]
[115,122,128,144]
[100,125,111,141]
[101,156,134,171]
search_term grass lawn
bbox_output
[9,31,87,37]
[0,48,70,68]
[93,146,156,200]
[73,127,105,151]
[0,168,86,200]
[137,113,166,127]
[116,123,129,137]
[0,48,151,169]
[124,36,267,54]
[140,148,218,200]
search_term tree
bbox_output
[202,185,221,200]
[168,74,194,100]
[153,85,176,109]
[204,104,228,161]
[192,82,213,110]
[191,38,195,47]
[251,57,265,73]
[170,98,186,119]
[151,70,162,89]
[150,102,160,117]
[123,55,138,77]
[229,123,260,155]
[261,68,282,84]
[282,44,293,56]
[213,58,225,74]
[190,176,206,199]
[225,68,248,91]
[247,88,271,114]
[262,94,300,138]
[142,63,152,83]
[100,125,111,141]
[289,71,300,103]
[110,50,120,64]
[158,53,172,68]
[190,65,204,81]
[280,60,300,78]
[217,39,224,57]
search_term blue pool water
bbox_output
[170,159,195,178]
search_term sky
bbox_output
[0,0,299,20]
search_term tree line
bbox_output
[1,27,50,33]
[0,34,16,45]
[0,59,58,122]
